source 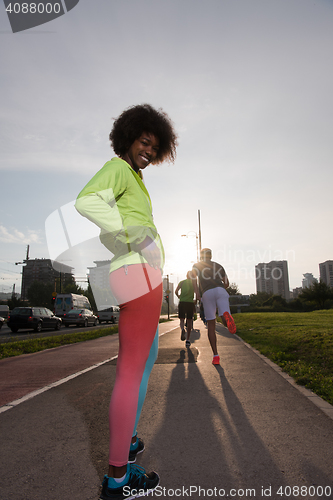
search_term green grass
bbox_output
[0,326,119,359]
[221,310,333,405]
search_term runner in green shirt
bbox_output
[175,271,197,347]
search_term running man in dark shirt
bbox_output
[191,248,236,365]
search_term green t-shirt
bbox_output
[178,279,194,302]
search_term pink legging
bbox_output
[108,264,163,467]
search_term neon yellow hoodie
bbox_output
[75,157,164,273]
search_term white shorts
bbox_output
[201,287,230,321]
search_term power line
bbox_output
[0,267,21,275]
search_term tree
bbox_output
[262,294,288,310]
[299,281,333,310]
[51,274,78,294]
[63,282,85,294]
[84,281,97,313]
[7,295,25,310]
[26,281,54,308]
[249,291,272,307]
[226,282,241,295]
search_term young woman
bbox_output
[75,104,177,499]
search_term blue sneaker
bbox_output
[128,437,145,463]
[100,464,159,499]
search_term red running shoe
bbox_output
[223,312,237,334]
[212,355,220,365]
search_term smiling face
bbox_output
[123,132,160,173]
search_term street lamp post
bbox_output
[180,209,202,262]
[167,274,170,320]
[198,209,202,254]
[162,274,170,320]
[181,232,199,262]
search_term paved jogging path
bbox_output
[0,319,333,500]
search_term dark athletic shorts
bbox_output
[178,301,194,320]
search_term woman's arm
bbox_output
[75,189,123,236]
[75,162,125,237]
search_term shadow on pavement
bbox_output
[145,336,289,496]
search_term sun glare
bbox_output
[164,235,198,285]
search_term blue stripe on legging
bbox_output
[132,326,159,437]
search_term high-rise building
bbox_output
[88,260,111,291]
[255,260,290,300]
[87,260,117,310]
[319,260,333,288]
[292,287,303,299]
[302,273,318,289]
[21,258,73,300]
[87,262,174,311]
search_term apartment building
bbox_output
[21,258,73,300]
[319,260,333,288]
[302,273,318,289]
[87,262,176,311]
[292,287,303,299]
[88,260,111,291]
[255,260,290,300]
[87,260,117,310]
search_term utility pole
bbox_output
[163,275,170,320]
[15,245,30,266]
[198,210,202,254]
[15,244,30,300]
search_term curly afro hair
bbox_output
[109,104,178,164]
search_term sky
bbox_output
[0,0,332,298]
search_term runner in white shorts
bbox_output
[201,286,230,321]
[191,248,236,366]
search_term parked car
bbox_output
[7,307,62,333]
[97,306,120,324]
[62,309,98,328]
[0,316,5,330]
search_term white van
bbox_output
[54,293,92,318]
[0,305,9,319]
[97,306,120,324]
